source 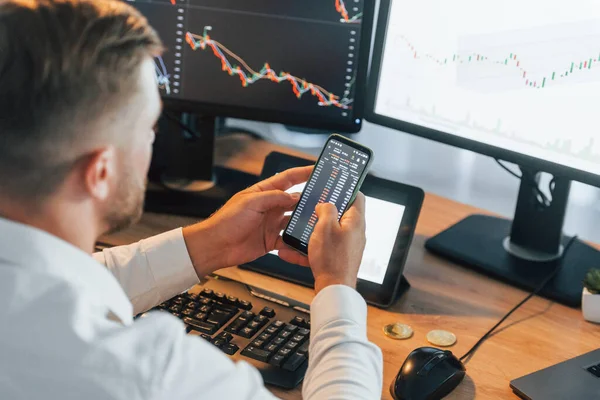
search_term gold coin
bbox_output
[383,323,414,340]
[426,330,457,347]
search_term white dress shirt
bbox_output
[0,216,383,399]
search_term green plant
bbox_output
[584,268,600,295]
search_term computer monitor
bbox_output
[366,0,600,306]
[130,0,373,132]
[125,0,375,217]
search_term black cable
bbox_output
[459,234,578,362]
[495,159,521,179]
[163,110,202,138]
[494,159,551,207]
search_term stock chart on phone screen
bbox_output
[375,0,600,176]
[127,0,365,124]
[285,139,370,246]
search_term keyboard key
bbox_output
[269,354,286,367]
[214,292,226,302]
[285,341,300,351]
[247,321,262,330]
[260,307,276,318]
[199,297,212,306]
[298,341,309,356]
[198,305,212,314]
[255,315,268,324]
[200,334,211,340]
[212,338,226,348]
[239,327,257,338]
[258,333,272,342]
[171,297,185,305]
[240,311,255,320]
[284,324,298,332]
[194,312,208,321]
[251,339,265,348]
[207,309,234,326]
[277,348,292,358]
[298,328,310,336]
[283,353,307,372]
[183,317,218,335]
[225,319,247,334]
[222,343,239,355]
[290,317,311,329]
[272,337,285,346]
[238,300,252,310]
[216,332,233,343]
[181,308,195,317]
[226,295,238,305]
[292,334,306,343]
[241,346,272,363]
[186,293,199,301]
[273,320,285,328]
[265,344,279,353]
[168,305,182,313]
[201,288,214,298]
[266,325,281,335]
[279,331,292,339]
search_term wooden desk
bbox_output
[102,135,600,399]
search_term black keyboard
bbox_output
[142,275,311,389]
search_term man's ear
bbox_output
[83,147,117,202]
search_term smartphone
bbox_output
[282,134,374,255]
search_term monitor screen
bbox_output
[272,182,406,285]
[126,0,372,132]
[371,0,600,178]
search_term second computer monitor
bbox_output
[129,0,374,133]
[368,0,600,185]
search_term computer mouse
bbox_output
[390,347,466,400]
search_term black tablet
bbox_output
[240,152,424,308]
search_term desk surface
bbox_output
[101,134,600,400]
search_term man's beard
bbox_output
[104,167,146,235]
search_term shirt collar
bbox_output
[0,216,133,324]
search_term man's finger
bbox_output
[246,190,299,212]
[340,192,366,229]
[315,202,339,228]
[249,166,313,193]
[279,215,292,231]
[278,248,310,267]
[274,236,310,266]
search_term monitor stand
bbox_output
[145,112,259,218]
[425,168,599,307]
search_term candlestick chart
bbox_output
[185,27,351,109]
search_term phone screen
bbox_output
[285,137,371,247]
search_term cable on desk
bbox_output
[459,234,578,363]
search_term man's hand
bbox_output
[277,193,367,293]
[182,166,312,277]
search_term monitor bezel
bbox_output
[161,1,377,134]
[365,0,600,187]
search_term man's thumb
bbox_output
[315,202,338,222]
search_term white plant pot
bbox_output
[582,287,600,324]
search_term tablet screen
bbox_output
[273,183,406,285]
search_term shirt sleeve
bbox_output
[93,228,199,315]
[302,285,383,400]
[89,312,281,400]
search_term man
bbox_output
[0,0,382,399]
